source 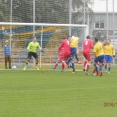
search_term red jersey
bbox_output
[82,39,93,52]
[58,39,71,53]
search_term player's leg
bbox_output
[94,57,99,76]
[61,53,68,71]
[75,53,79,61]
[8,56,11,69]
[105,64,107,72]
[53,54,63,70]
[61,60,66,71]
[5,57,8,69]
[92,62,99,75]
[104,55,108,72]
[67,48,76,73]
[92,68,96,75]
[85,62,90,75]
[107,56,112,73]
[23,52,31,70]
[75,53,82,64]
[70,56,75,73]
[83,52,91,74]
[66,56,73,65]
[82,51,87,71]
[98,55,105,76]
[33,52,39,70]
[66,48,75,65]
[85,56,91,75]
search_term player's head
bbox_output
[62,37,67,40]
[102,40,108,46]
[86,35,90,39]
[67,36,72,42]
[5,40,9,45]
[33,37,37,42]
[95,37,98,43]
[106,39,111,44]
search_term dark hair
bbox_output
[95,37,98,42]
[67,36,72,39]
[62,37,67,40]
[67,36,72,38]
[33,36,36,38]
[86,35,90,39]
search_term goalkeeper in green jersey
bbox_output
[23,37,41,70]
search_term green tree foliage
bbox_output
[0,0,93,23]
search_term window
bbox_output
[100,23,104,28]
[95,22,104,29]
[95,22,99,28]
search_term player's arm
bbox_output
[112,45,115,57]
[4,46,7,55]
[93,46,97,57]
[90,40,94,49]
[27,42,31,51]
[58,41,64,52]
[76,47,79,54]
[37,43,41,50]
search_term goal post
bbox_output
[0,22,88,70]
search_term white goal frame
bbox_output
[0,22,88,68]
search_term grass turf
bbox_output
[0,67,117,117]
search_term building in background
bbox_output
[88,12,117,49]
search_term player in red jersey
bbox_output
[54,37,71,71]
[82,35,94,75]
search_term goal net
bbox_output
[0,22,88,70]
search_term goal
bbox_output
[0,22,88,70]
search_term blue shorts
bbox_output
[70,48,77,56]
[105,55,113,63]
[94,54,105,63]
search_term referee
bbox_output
[23,37,41,70]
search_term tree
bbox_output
[0,1,10,22]
[0,0,94,24]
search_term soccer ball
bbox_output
[12,65,16,69]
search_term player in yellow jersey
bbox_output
[66,36,79,73]
[103,39,115,73]
[93,37,105,76]
[23,37,41,70]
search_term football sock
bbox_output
[54,63,58,69]
[84,60,87,68]
[105,64,107,70]
[25,60,29,65]
[92,69,96,73]
[71,63,75,70]
[108,67,110,72]
[94,64,98,73]
[35,60,38,67]
[86,64,90,72]
[99,65,102,72]
[62,62,64,70]
[66,57,73,64]
[75,54,79,61]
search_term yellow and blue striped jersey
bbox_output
[103,44,115,56]
[93,42,104,57]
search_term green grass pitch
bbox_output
[0,66,117,117]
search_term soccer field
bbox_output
[0,67,117,117]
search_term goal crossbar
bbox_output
[0,22,87,27]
